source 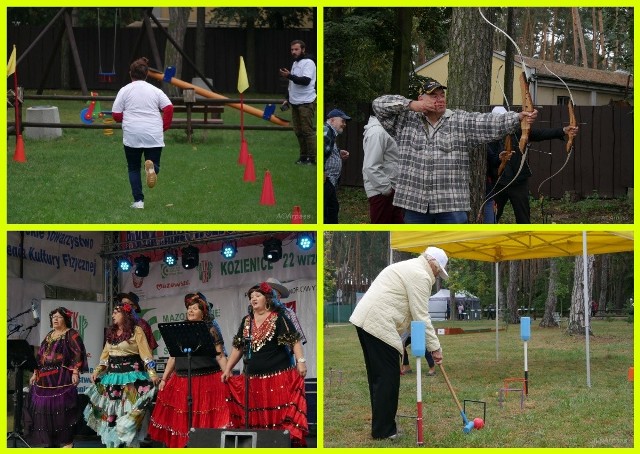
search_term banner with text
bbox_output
[119,239,316,298]
[7,232,104,293]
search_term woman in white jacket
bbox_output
[349,246,449,440]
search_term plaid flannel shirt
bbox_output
[373,95,520,214]
[324,123,342,187]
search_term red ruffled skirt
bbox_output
[227,367,308,447]
[148,370,229,448]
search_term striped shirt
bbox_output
[373,95,520,214]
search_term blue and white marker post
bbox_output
[520,317,530,395]
[410,321,426,446]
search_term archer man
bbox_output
[373,77,537,224]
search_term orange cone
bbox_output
[13,134,26,162]
[238,138,249,165]
[628,367,634,382]
[243,153,256,182]
[291,205,303,223]
[260,170,276,205]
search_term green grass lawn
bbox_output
[8,92,317,224]
[323,319,633,447]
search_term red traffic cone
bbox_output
[238,138,249,165]
[291,205,303,223]
[13,134,26,162]
[260,170,276,205]
[243,153,256,182]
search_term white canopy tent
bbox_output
[390,230,634,388]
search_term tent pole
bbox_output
[495,262,499,361]
[582,232,591,388]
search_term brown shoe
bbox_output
[145,160,157,188]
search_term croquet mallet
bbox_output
[438,363,475,434]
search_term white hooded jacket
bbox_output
[349,255,441,355]
[362,116,400,198]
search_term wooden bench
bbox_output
[171,89,225,141]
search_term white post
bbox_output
[582,232,591,388]
[495,262,499,361]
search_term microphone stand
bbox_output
[7,324,23,338]
[243,308,253,429]
[21,320,40,340]
[8,309,30,323]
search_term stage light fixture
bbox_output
[118,256,132,272]
[134,255,151,277]
[163,249,178,267]
[182,245,200,270]
[296,232,315,251]
[221,241,238,260]
[262,238,282,263]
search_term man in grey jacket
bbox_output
[349,246,448,440]
[362,114,404,223]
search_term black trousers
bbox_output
[324,180,339,224]
[494,180,531,224]
[355,326,400,439]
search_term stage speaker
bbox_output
[186,429,291,448]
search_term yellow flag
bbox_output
[7,45,16,78]
[238,56,249,93]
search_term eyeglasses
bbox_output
[51,315,65,320]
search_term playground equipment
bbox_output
[80,92,112,125]
[147,67,289,127]
[97,8,119,83]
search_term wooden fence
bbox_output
[8,25,315,94]
[331,103,633,199]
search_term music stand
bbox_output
[158,321,218,432]
[7,339,37,448]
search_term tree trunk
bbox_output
[506,260,520,324]
[591,8,598,69]
[503,8,515,108]
[539,259,559,327]
[449,8,494,221]
[598,9,607,68]
[572,7,589,68]
[164,7,191,97]
[568,254,594,335]
[597,254,608,313]
[390,8,413,97]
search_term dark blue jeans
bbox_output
[404,209,468,224]
[124,146,162,202]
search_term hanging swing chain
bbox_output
[97,8,103,74]
[111,8,118,73]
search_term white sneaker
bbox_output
[145,160,157,188]
[131,201,144,209]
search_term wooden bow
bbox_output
[476,8,535,223]
[536,62,577,196]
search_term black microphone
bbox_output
[247,305,254,318]
[31,300,40,322]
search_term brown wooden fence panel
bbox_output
[332,103,633,200]
[8,25,314,94]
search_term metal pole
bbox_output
[495,262,499,361]
[582,232,591,387]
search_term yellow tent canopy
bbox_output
[390,230,634,388]
[390,231,634,262]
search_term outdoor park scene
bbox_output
[7,7,317,224]
[323,8,633,224]
[324,231,634,447]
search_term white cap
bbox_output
[492,106,507,115]
[424,246,449,280]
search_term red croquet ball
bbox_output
[473,418,485,430]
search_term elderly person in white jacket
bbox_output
[349,246,448,440]
[362,114,403,224]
